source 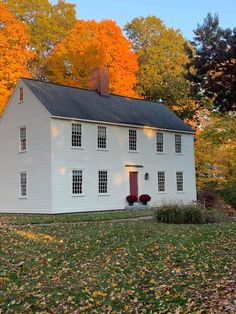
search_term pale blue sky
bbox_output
[53,0,236,40]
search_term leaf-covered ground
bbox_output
[0,220,235,313]
[0,209,153,226]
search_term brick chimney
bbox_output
[88,67,109,96]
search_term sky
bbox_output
[52,0,236,40]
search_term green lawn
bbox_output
[0,219,235,313]
[0,209,153,226]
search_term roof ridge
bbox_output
[20,77,194,133]
[20,77,162,105]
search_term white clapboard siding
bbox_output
[0,80,52,213]
[51,118,196,213]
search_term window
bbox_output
[156,132,164,152]
[19,87,24,102]
[176,172,184,192]
[158,171,165,192]
[72,123,82,147]
[19,127,26,152]
[72,170,83,195]
[97,126,106,149]
[20,172,27,197]
[129,129,137,151]
[98,170,108,194]
[175,134,182,153]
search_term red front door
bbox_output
[129,172,138,197]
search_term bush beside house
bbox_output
[154,203,229,224]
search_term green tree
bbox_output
[187,13,236,112]
[7,0,76,79]
[125,16,195,119]
[195,113,236,190]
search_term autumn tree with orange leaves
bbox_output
[46,19,138,97]
[0,3,32,116]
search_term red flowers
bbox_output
[126,195,138,203]
[139,194,151,203]
[126,194,151,205]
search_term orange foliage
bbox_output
[46,19,138,97]
[0,4,32,116]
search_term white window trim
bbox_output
[98,169,109,195]
[72,169,84,196]
[19,171,27,199]
[176,171,184,193]
[19,126,27,153]
[156,132,165,154]
[128,129,138,152]
[97,148,109,152]
[71,147,84,151]
[71,122,82,149]
[157,170,167,193]
[18,86,24,103]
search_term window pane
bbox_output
[20,127,26,151]
[98,170,107,193]
[20,172,27,197]
[175,134,182,153]
[72,123,82,147]
[158,171,165,192]
[156,132,163,152]
[129,129,137,151]
[176,172,183,191]
[98,126,106,149]
[72,170,82,194]
[20,127,26,139]
[19,87,24,102]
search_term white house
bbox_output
[0,71,196,213]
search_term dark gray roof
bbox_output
[22,78,194,133]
